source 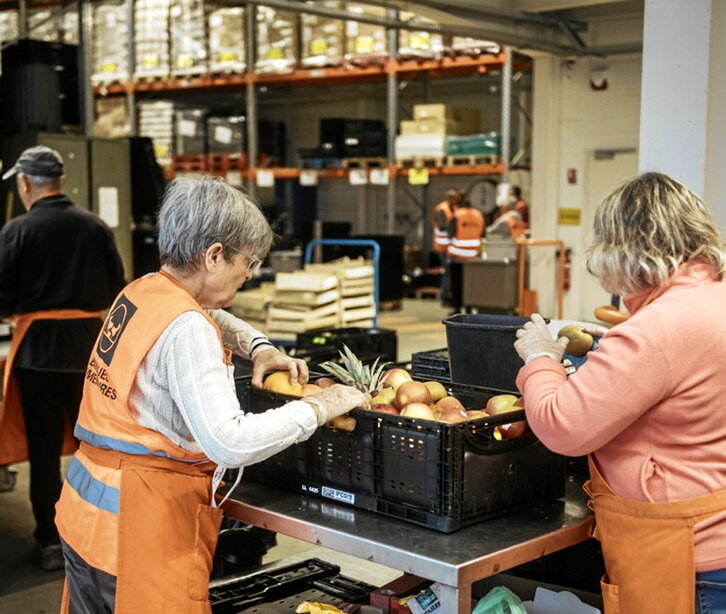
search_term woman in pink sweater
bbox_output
[514,173,726,614]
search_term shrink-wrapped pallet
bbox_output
[398,12,450,60]
[206,115,245,154]
[175,108,207,154]
[134,0,171,79]
[394,134,448,162]
[138,100,174,167]
[170,0,207,76]
[344,2,386,65]
[255,6,297,75]
[28,8,59,42]
[95,97,131,138]
[208,6,245,73]
[301,1,344,68]
[452,36,500,56]
[91,1,129,85]
[0,10,18,77]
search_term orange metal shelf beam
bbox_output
[93,52,531,96]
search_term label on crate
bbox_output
[300,169,319,186]
[266,47,285,60]
[316,485,355,505]
[101,62,118,73]
[219,51,239,62]
[369,168,389,185]
[408,167,429,185]
[355,35,374,54]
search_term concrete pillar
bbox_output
[640,0,726,224]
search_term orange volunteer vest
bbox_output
[448,207,484,260]
[0,309,102,465]
[585,456,726,614]
[505,212,526,239]
[56,271,230,613]
[432,201,454,254]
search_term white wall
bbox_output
[530,52,642,321]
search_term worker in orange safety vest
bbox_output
[431,188,462,263]
[444,200,485,313]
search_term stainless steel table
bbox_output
[223,475,594,613]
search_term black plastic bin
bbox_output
[444,314,533,393]
[296,327,398,364]
[235,375,565,532]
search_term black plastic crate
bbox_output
[238,376,565,532]
[296,327,398,364]
[209,558,375,613]
[411,348,450,383]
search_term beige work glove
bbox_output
[514,313,569,364]
[304,384,371,426]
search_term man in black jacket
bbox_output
[0,146,125,570]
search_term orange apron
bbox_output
[60,443,222,614]
[584,456,726,614]
[0,309,102,465]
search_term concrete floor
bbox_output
[0,297,449,612]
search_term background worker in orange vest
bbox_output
[510,185,529,229]
[54,176,369,613]
[431,188,462,266]
[487,196,526,240]
[444,198,485,314]
[0,146,125,571]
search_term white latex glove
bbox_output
[514,313,569,364]
[304,384,372,426]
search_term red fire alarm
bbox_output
[567,168,577,184]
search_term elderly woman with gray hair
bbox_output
[54,176,369,613]
[513,172,726,614]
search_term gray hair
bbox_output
[586,172,726,295]
[157,176,275,270]
[21,173,62,189]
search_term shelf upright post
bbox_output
[385,6,399,235]
[18,0,28,37]
[126,0,137,134]
[501,46,512,181]
[78,0,94,135]
[245,4,258,200]
[421,71,431,269]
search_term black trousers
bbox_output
[15,368,84,546]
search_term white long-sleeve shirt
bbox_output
[128,309,318,468]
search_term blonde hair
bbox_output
[586,172,726,295]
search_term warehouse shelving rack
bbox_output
[1,1,530,264]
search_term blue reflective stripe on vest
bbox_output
[66,456,120,514]
[74,424,209,463]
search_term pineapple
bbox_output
[319,344,388,393]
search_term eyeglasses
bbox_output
[240,252,262,274]
[224,245,262,274]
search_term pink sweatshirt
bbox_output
[516,261,726,571]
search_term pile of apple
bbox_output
[370,369,527,437]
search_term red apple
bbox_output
[486,394,526,439]
[400,402,436,421]
[438,406,469,423]
[315,377,336,389]
[435,396,466,413]
[395,380,432,410]
[383,368,413,391]
[371,403,399,415]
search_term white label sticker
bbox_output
[214,125,232,144]
[369,168,389,185]
[348,168,368,185]
[179,119,196,137]
[299,169,319,186]
[321,485,355,505]
[98,186,119,228]
[255,169,275,187]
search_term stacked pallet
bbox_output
[266,272,341,341]
[305,257,375,328]
[229,282,275,334]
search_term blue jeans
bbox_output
[696,568,726,614]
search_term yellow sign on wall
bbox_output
[558,208,581,226]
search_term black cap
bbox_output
[2,146,64,181]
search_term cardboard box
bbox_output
[370,574,431,613]
[413,103,455,121]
